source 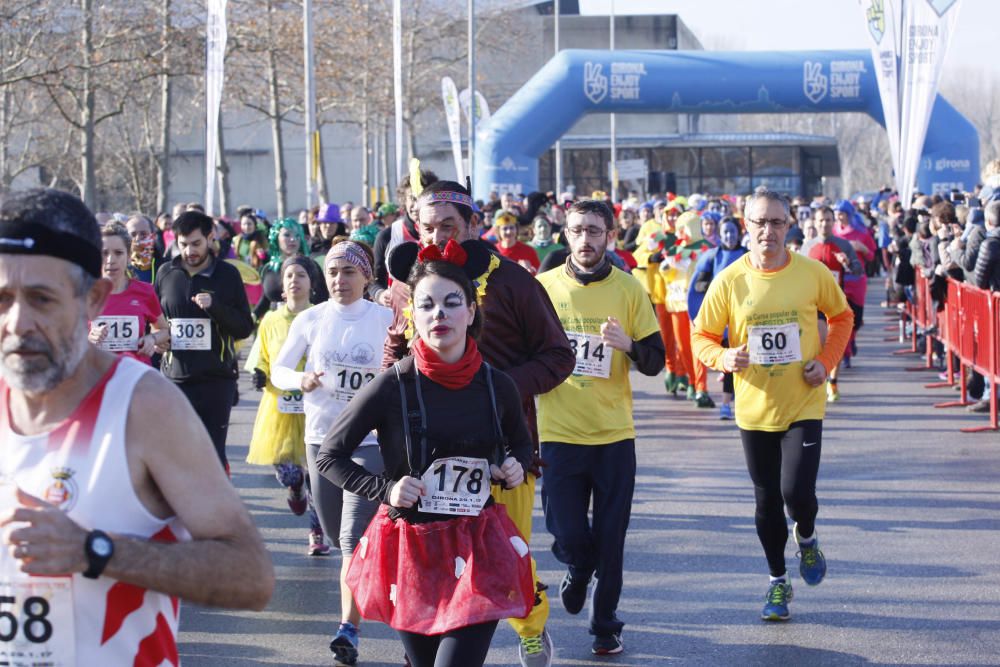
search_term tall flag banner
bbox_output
[459,88,492,126]
[205,0,228,215]
[861,0,962,198]
[441,77,465,182]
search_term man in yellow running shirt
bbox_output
[692,187,853,622]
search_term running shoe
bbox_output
[559,571,591,615]
[329,621,359,666]
[663,371,677,394]
[518,629,554,667]
[308,531,331,557]
[761,580,793,621]
[591,632,623,655]
[826,382,840,402]
[794,523,827,586]
[695,391,715,408]
[675,375,689,396]
[287,484,307,516]
[719,403,734,420]
[843,355,852,369]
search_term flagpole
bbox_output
[609,0,617,204]
[303,0,316,207]
[554,0,562,195]
[468,0,476,196]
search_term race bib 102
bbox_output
[747,322,802,366]
[323,365,378,402]
[92,316,140,352]
[277,391,304,414]
[566,332,612,379]
[170,318,211,351]
[419,457,491,516]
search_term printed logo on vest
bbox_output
[45,467,78,511]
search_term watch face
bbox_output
[92,537,113,558]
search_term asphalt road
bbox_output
[179,290,1000,666]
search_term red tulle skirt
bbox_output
[346,503,534,635]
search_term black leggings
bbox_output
[398,621,498,667]
[739,420,823,578]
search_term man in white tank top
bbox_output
[0,189,274,666]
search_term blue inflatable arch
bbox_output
[473,49,979,197]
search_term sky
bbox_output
[578,0,997,76]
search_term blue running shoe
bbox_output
[330,622,359,666]
[794,523,827,586]
[719,403,734,420]
[761,580,793,621]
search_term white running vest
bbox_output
[0,357,190,667]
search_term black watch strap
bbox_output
[83,529,114,579]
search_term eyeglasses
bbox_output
[564,225,608,238]
[746,218,788,229]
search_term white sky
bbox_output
[578,0,996,76]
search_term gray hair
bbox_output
[986,200,1000,228]
[743,186,790,220]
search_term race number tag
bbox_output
[170,318,211,351]
[419,457,491,516]
[92,316,140,352]
[0,578,75,667]
[747,322,802,366]
[567,332,612,379]
[829,269,842,285]
[324,365,378,402]
[277,392,304,414]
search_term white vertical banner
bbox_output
[897,0,961,199]
[474,90,491,123]
[459,88,491,126]
[861,0,902,192]
[205,0,227,215]
[441,76,465,182]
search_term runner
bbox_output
[0,189,273,666]
[382,180,575,667]
[124,215,162,283]
[493,211,540,274]
[155,210,255,469]
[692,187,853,621]
[247,255,331,558]
[317,252,534,667]
[271,241,392,666]
[687,217,748,419]
[254,217,327,320]
[536,199,664,656]
[89,222,170,365]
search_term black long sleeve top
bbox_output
[317,356,534,524]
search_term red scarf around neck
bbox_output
[412,336,482,390]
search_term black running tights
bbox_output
[398,620,498,667]
[739,420,823,577]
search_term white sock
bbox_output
[769,575,787,585]
[797,528,817,546]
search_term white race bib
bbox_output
[277,391,304,414]
[92,316,140,352]
[419,457,491,516]
[323,364,378,402]
[567,332,612,379]
[0,479,75,667]
[747,322,802,366]
[170,318,211,351]
[829,268,842,285]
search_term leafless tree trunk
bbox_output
[156,0,172,214]
[267,45,287,218]
[80,0,97,206]
[216,109,230,216]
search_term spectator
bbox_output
[972,200,1000,291]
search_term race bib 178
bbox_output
[170,318,211,351]
[566,332,612,379]
[747,322,802,366]
[419,457,491,516]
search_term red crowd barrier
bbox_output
[896,274,999,432]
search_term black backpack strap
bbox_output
[393,363,421,477]
[412,368,430,472]
[484,363,506,467]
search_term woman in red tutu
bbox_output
[316,241,535,667]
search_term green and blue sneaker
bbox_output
[794,523,827,586]
[761,580,793,621]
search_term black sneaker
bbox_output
[559,571,590,615]
[592,632,623,655]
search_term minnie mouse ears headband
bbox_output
[387,239,492,284]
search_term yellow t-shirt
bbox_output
[537,267,660,445]
[694,253,849,432]
[631,218,664,302]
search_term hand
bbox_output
[834,251,850,268]
[301,371,325,393]
[723,343,750,372]
[191,292,213,310]
[802,359,827,387]
[1,488,89,576]
[137,334,156,357]
[850,240,865,254]
[252,368,267,391]
[490,457,524,489]
[389,476,426,509]
[89,323,108,345]
[600,316,632,352]
[378,290,392,307]
[517,259,536,275]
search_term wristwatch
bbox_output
[83,529,115,579]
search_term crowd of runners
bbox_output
[2,163,998,666]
